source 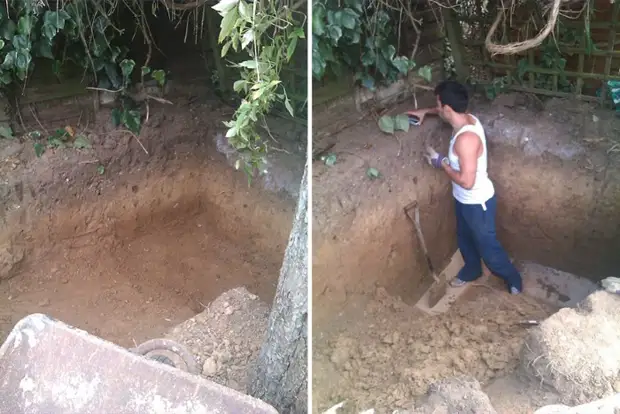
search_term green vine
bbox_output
[0,1,166,146]
[312,0,431,89]
[213,0,306,178]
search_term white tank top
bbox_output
[447,115,495,205]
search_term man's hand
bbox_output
[424,146,448,169]
[406,107,439,125]
[406,110,426,125]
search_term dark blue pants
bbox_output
[455,195,522,291]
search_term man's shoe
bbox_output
[510,286,521,295]
[450,278,468,288]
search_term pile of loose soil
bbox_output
[520,290,620,405]
[312,282,555,413]
[404,376,497,414]
[167,287,270,393]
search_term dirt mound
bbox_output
[405,376,497,414]
[167,287,270,393]
[520,291,620,405]
[313,286,554,412]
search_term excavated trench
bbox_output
[311,95,620,412]
[0,103,301,348]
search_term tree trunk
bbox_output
[248,163,308,413]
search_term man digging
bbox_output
[407,80,523,295]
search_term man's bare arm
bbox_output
[441,132,479,189]
[406,107,439,117]
[405,107,439,124]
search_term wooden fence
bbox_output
[446,0,620,104]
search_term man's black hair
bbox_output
[434,80,469,113]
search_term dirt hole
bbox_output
[0,100,297,348]
[312,95,620,413]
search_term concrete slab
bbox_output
[0,314,278,414]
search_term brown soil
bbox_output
[167,287,270,393]
[312,93,620,413]
[0,85,299,348]
[312,278,555,413]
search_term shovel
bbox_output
[404,201,448,308]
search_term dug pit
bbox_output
[312,93,620,413]
[0,88,304,349]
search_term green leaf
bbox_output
[151,69,166,86]
[312,6,326,36]
[1,20,17,40]
[394,114,410,132]
[0,125,13,139]
[97,165,105,175]
[15,50,31,72]
[392,56,410,75]
[120,59,135,80]
[0,39,4,49]
[104,62,122,89]
[93,15,108,34]
[0,71,11,85]
[233,79,246,92]
[33,142,45,158]
[73,135,91,149]
[111,108,122,127]
[366,167,380,179]
[42,23,57,40]
[327,25,342,43]
[340,8,358,29]
[417,66,432,83]
[2,51,16,69]
[35,40,54,59]
[382,45,396,61]
[221,40,232,57]
[141,66,151,76]
[219,8,239,43]
[17,15,33,35]
[122,110,141,134]
[324,153,337,166]
[13,34,30,51]
[238,0,250,20]
[212,0,239,14]
[238,60,258,69]
[241,29,254,49]
[286,36,298,61]
[44,10,70,30]
[284,98,294,117]
[378,115,395,134]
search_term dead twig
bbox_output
[28,104,49,136]
[110,129,149,155]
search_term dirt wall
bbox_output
[312,94,620,326]
[0,84,306,292]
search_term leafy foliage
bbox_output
[213,0,306,177]
[378,114,409,134]
[312,0,430,90]
[0,0,167,144]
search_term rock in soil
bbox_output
[0,243,24,281]
[403,376,497,414]
[166,287,270,393]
